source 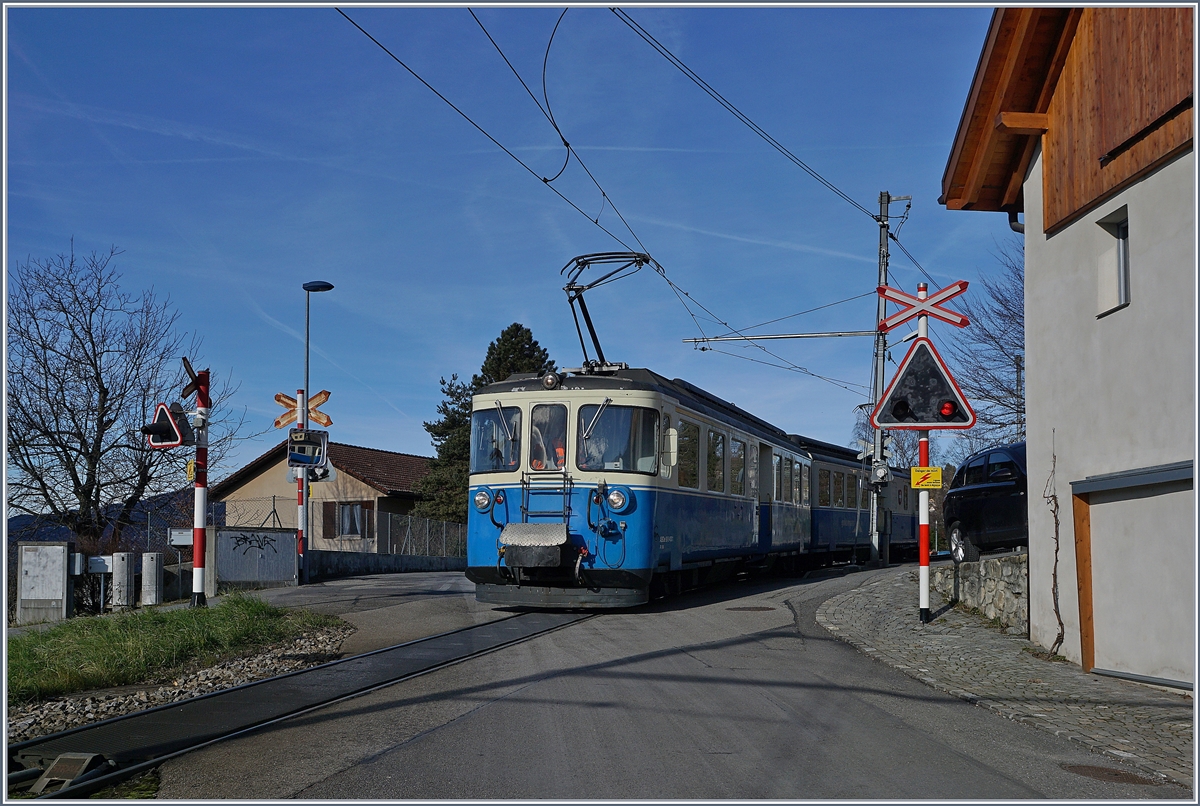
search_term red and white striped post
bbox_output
[916,283,932,623]
[191,370,211,608]
[296,388,307,583]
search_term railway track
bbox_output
[8,610,591,798]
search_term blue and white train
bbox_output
[465,367,916,607]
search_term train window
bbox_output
[782,458,793,503]
[530,405,567,471]
[833,471,845,507]
[801,464,810,506]
[677,420,700,488]
[818,468,831,507]
[707,431,726,493]
[846,475,857,509]
[730,439,746,496]
[469,406,522,474]
[576,405,659,474]
[861,477,870,509]
[792,462,802,505]
[773,455,782,501]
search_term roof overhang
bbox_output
[940,8,1083,213]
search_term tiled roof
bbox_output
[328,442,431,495]
[211,440,431,499]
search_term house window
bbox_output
[340,503,362,536]
[1097,209,1131,317]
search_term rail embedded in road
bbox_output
[9,611,591,799]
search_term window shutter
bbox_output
[323,502,336,540]
[362,500,375,541]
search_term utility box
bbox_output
[111,552,137,610]
[141,553,164,606]
[16,542,74,626]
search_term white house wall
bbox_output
[1022,144,1195,677]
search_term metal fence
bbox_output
[376,513,466,558]
[214,497,465,557]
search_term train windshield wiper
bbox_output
[494,401,513,441]
[582,398,612,440]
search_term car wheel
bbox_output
[949,523,979,564]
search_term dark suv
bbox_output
[943,442,1028,563]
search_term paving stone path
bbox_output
[816,566,1194,790]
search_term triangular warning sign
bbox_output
[870,338,975,430]
[143,402,184,448]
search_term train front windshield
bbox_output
[470,406,521,473]
[576,405,659,473]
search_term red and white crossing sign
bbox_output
[274,390,332,429]
[877,280,970,332]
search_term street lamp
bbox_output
[299,280,333,583]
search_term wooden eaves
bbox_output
[939,8,1082,213]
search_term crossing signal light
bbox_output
[142,402,196,448]
[870,338,975,430]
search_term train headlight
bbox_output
[606,487,633,513]
[473,489,493,511]
[542,372,560,390]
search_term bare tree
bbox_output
[7,243,248,555]
[943,237,1025,463]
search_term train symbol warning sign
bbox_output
[870,338,975,430]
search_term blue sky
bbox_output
[7,5,1013,477]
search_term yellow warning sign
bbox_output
[186,459,196,482]
[910,466,943,489]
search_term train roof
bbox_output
[477,367,823,455]
[788,434,861,463]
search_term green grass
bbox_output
[7,594,343,705]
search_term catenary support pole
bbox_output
[869,191,892,566]
[916,283,931,623]
[191,370,210,608]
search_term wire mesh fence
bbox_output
[376,512,466,558]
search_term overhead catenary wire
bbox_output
[712,289,876,338]
[703,348,871,397]
[468,8,856,393]
[341,8,877,398]
[336,8,639,253]
[610,7,877,222]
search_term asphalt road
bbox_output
[158,570,1190,799]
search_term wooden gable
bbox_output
[941,7,1193,233]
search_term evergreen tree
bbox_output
[413,324,555,523]
[472,323,556,388]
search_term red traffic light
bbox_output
[939,400,958,418]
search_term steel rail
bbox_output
[10,611,592,799]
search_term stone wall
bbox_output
[929,552,1028,635]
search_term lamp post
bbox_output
[298,280,334,583]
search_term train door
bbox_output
[748,443,760,548]
[757,443,772,552]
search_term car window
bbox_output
[988,452,1019,481]
[964,455,987,486]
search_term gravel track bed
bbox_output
[7,623,356,744]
